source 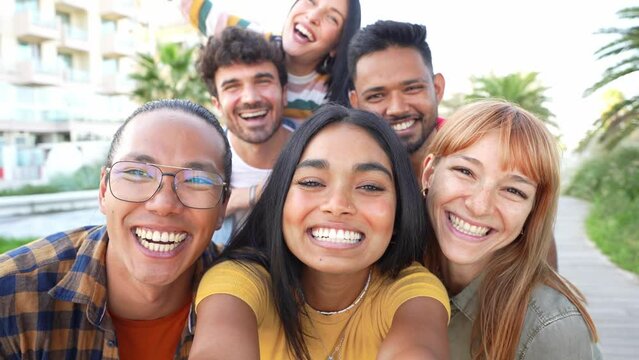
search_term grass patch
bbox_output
[565,146,639,274]
[0,237,37,254]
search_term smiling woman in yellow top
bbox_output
[189,104,450,360]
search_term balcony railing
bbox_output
[102,74,134,95]
[101,32,135,58]
[58,25,90,53]
[14,60,62,86]
[14,11,60,42]
[100,0,136,20]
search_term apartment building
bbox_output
[0,0,152,184]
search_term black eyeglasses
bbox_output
[106,161,228,209]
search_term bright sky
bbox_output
[162,0,638,151]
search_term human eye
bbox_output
[326,14,339,25]
[405,84,426,94]
[452,166,473,177]
[365,93,384,103]
[181,170,219,189]
[357,183,386,192]
[505,186,529,200]
[118,165,154,182]
[296,178,324,188]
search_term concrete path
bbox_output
[1,196,638,358]
[556,197,639,360]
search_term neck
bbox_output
[302,268,371,313]
[105,253,194,320]
[230,127,291,169]
[441,257,482,295]
[285,55,317,76]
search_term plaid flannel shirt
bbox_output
[0,225,219,359]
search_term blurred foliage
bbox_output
[581,6,639,151]
[565,146,639,274]
[466,72,557,128]
[0,162,102,196]
[130,42,210,106]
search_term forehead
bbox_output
[215,62,281,84]
[294,0,349,15]
[354,46,431,88]
[301,123,391,165]
[114,109,226,171]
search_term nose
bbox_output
[306,7,322,25]
[464,184,495,217]
[385,93,410,117]
[320,186,356,216]
[241,84,260,104]
[145,175,183,215]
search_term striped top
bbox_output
[0,225,219,359]
[184,0,328,125]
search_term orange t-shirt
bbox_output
[110,300,191,360]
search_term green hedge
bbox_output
[0,237,37,254]
[0,162,102,196]
[565,146,639,274]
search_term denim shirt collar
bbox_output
[450,274,483,322]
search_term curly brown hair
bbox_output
[197,27,287,98]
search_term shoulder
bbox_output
[378,263,450,318]
[0,225,103,278]
[518,284,598,359]
[196,260,271,316]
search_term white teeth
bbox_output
[134,227,188,252]
[391,119,416,132]
[294,24,315,41]
[449,214,490,237]
[239,109,268,119]
[311,227,363,244]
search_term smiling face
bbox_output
[282,122,396,276]
[99,109,227,288]
[281,0,348,70]
[422,130,537,278]
[350,46,444,154]
[213,61,286,144]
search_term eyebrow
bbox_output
[329,6,346,20]
[254,72,276,81]
[361,78,428,96]
[453,155,536,187]
[219,78,239,89]
[296,159,392,179]
[125,154,218,173]
[354,162,393,180]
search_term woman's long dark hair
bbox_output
[321,0,361,106]
[218,103,426,359]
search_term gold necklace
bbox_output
[308,270,373,360]
[308,270,372,316]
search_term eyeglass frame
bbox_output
[105,160,229,209]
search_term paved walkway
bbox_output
[556,197,639,360]
[1,196,638,358]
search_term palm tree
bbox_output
[130,43,210,106]
[466,72,557,128]
[583,6,639,150]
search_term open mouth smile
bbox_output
[311,227,363,244]
[134,227,188,253]
[448,213,492,237]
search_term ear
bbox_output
[349,90,359,108]
[433,73,446,104]
[211,96,221,111]
[420,154,436,191]
[98,166,108,215]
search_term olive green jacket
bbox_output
[448,276,603,359]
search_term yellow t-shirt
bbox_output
[196,261,450,359]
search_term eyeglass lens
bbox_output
[108,161,224,209]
